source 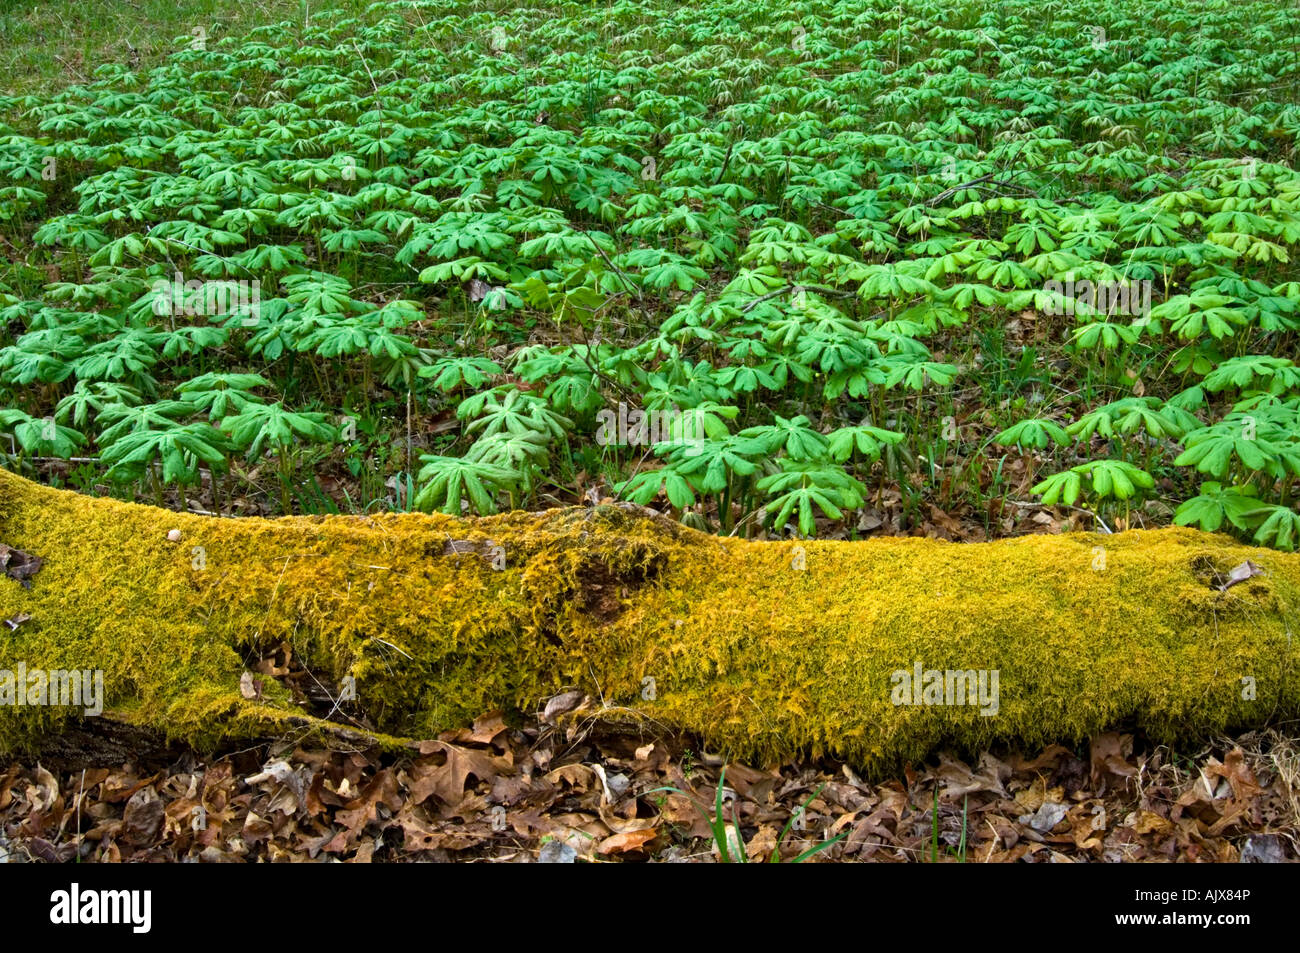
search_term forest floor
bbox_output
[2,707,1298,862]
[4,0,1300,863]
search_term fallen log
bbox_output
[1,467,1298,770]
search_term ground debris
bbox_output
[2,721,1295,863]
[0,543,42,590]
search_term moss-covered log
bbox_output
[1,468,1298,769]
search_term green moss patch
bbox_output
[1,469,1297,770]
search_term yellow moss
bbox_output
[1,468,1298,771]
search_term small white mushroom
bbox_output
[167,529,182,543]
